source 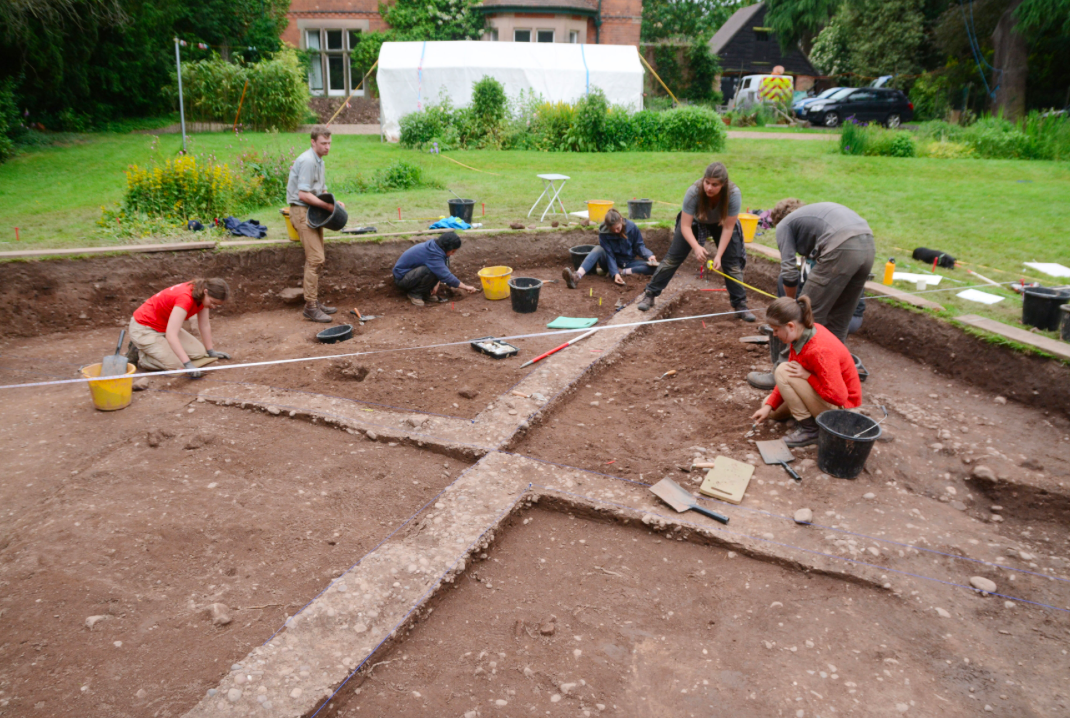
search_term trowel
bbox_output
[756,439,801,482]
[649,478,729,525]
[100,329,128,377]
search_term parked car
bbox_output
[869,75,893,88]
[799,87,914,128]
[727,74,795,111]
[792,87,845,117]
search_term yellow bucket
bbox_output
[477,266,513,300]
[280,207,300,242]
[587,200,614,224]
[738,212,759,243]
[81,361,137,411]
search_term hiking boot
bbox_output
[747,371,776,391]
[637,292,656,312]
[125,341,140,368]
[735,307,757,322]
[407,293,426,307]
[318,302,337,315]
[784,417,820,447]
[758,323,774,337]
[562,267,578,289]
[303,301,332,323]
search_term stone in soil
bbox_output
[206,602,232,626]
[793,508,813,524]
[970,576,997,594]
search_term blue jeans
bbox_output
[580,246,656,277]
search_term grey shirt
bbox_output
[286,148,327,206]
[682,183,742,224]
[775,202,873,287]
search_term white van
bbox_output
[727,74,795,110]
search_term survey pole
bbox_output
[174,38,187,153]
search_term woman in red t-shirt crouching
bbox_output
[128,278,232,378]
[751,295,862,447]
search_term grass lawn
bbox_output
[1,130,1068,338]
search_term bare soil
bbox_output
[327,507,1062,718]
[0,371,470,717]
[308,97,380,125]
[3,235,1070,718]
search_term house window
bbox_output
[304,28,366,98]
[569,30,579,44]
[489,28,499,41]
[755,30,769,42]
[514,29,531,42]
[536,29,554,43]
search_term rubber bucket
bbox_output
[477,266,513,300]
[279,207,299,241]
[508,277,543,314]
[1061,304,1070,342]
[815,410,881,479]
[587,200,614,223]
[307,192,348,231]
[628,199,652,220]
[738,213,759,243]
[448,199,475,223]
[81,361,137,411]
[1022,286,1070,331]
[569,244,596,270]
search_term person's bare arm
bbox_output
[712,214,739,272]
[165,307,191,364]
[298,190,334,212]
[679,212,709,263]
[196,308,213,351]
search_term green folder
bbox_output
[546,317,598,329]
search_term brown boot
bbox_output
[303,301,332,323]
[317,302,337,315]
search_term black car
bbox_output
[801,87,914,128]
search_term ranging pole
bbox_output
[174,38,188,153]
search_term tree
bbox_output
[380,0,485,41]
[641,0,745,42]
[810,0,926,79]
[764,0,843,52]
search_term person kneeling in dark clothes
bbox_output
[392,232,479,306]
[562,209,657,289]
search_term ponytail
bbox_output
[190,278,230,303]
[766,295,814,329]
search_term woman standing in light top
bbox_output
[637,161,755,321]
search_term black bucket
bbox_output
[815,410,881,479]
[307,192,348,231]
[448,199,475,223]
[316,324,354,344]
[628,198,653,220]
[852,353,869,383]
[508,277,543,314]
[569,244,595,270]
[1022,286,1070,331]
[1061,304,1070,342]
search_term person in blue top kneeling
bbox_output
[392,232,479,306]
[562,209,658,289]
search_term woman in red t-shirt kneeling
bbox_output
[751,295,862,447]
[128,278,232,378]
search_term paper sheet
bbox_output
[892,272,943,286]
[957,289,1004,305]
[1024,262,1070,278]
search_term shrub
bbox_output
[465,76,508,147]
[399,97,456,149]
[1019,111,1070,162]
[840,121,915,157]
[963,116,1035,159]
[237,143,300,205]
[659,105,726,152]
[176,48,310,131]
[347,160,442,194]
[685,41,723,105]
[908,72,951,122]
[121,155,263,220]
[921,140,974,159]
[565,89,611,151]
[0,79,20,162]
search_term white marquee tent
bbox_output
[376,41,644,142]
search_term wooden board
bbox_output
[0,241,217,259]
[955,314,1070,361]
[698,456,754,505]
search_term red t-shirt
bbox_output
[133,282,203,333]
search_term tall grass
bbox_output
[915,112,1070,161]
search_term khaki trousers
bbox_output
[289,204,325,303]
[773,362,838,422]
[128,318,215,371]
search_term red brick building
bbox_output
[283,0,641,98]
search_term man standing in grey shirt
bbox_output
[287,126,345,323]
[747,199,875,390]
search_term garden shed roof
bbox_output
[377,41,644,142]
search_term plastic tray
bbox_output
[470,336,519,359]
